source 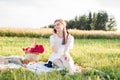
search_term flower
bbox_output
[22,44,44,54]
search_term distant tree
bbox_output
[90,12,97,30]
[95,11,108,30]
[48,24,54,28]
[106,16,117,31]
[79,15,88,30]
[86,12,92,30]
[66,20,75,29]
[74,16,81,29]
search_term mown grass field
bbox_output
[0,37,120,80]
[0,36,120,80]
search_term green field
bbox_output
[0,36,120,80]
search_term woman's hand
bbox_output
[63,53,69,61]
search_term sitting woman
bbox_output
[44,19,75,74]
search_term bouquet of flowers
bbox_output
[22,39,44,63]
[22,44,44,54]
[22,38,44,54]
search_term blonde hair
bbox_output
[54,19,69,45]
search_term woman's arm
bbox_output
[50,35,58,53]
[51,41,58,53]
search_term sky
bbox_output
[0,0,120,32]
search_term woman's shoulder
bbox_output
[68,34,74,39]
[50,34,57,39]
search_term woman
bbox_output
[44,19,75,74]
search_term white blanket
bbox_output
[0,63,22,69]
[26,62,63,74]
[0,62,64,74]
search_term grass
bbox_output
[0,36,120,80]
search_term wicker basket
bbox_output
[25,53,39,61]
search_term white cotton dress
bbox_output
[48,34,75,73]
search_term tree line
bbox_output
[48,10,117,31]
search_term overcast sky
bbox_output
[0,0,120,31]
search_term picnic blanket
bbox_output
[0,61,64,74]
[0,59,109,80]
[0,55,64,74]
[26,62,64,74]
[0,63,22,69]
[0,55,106,77]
